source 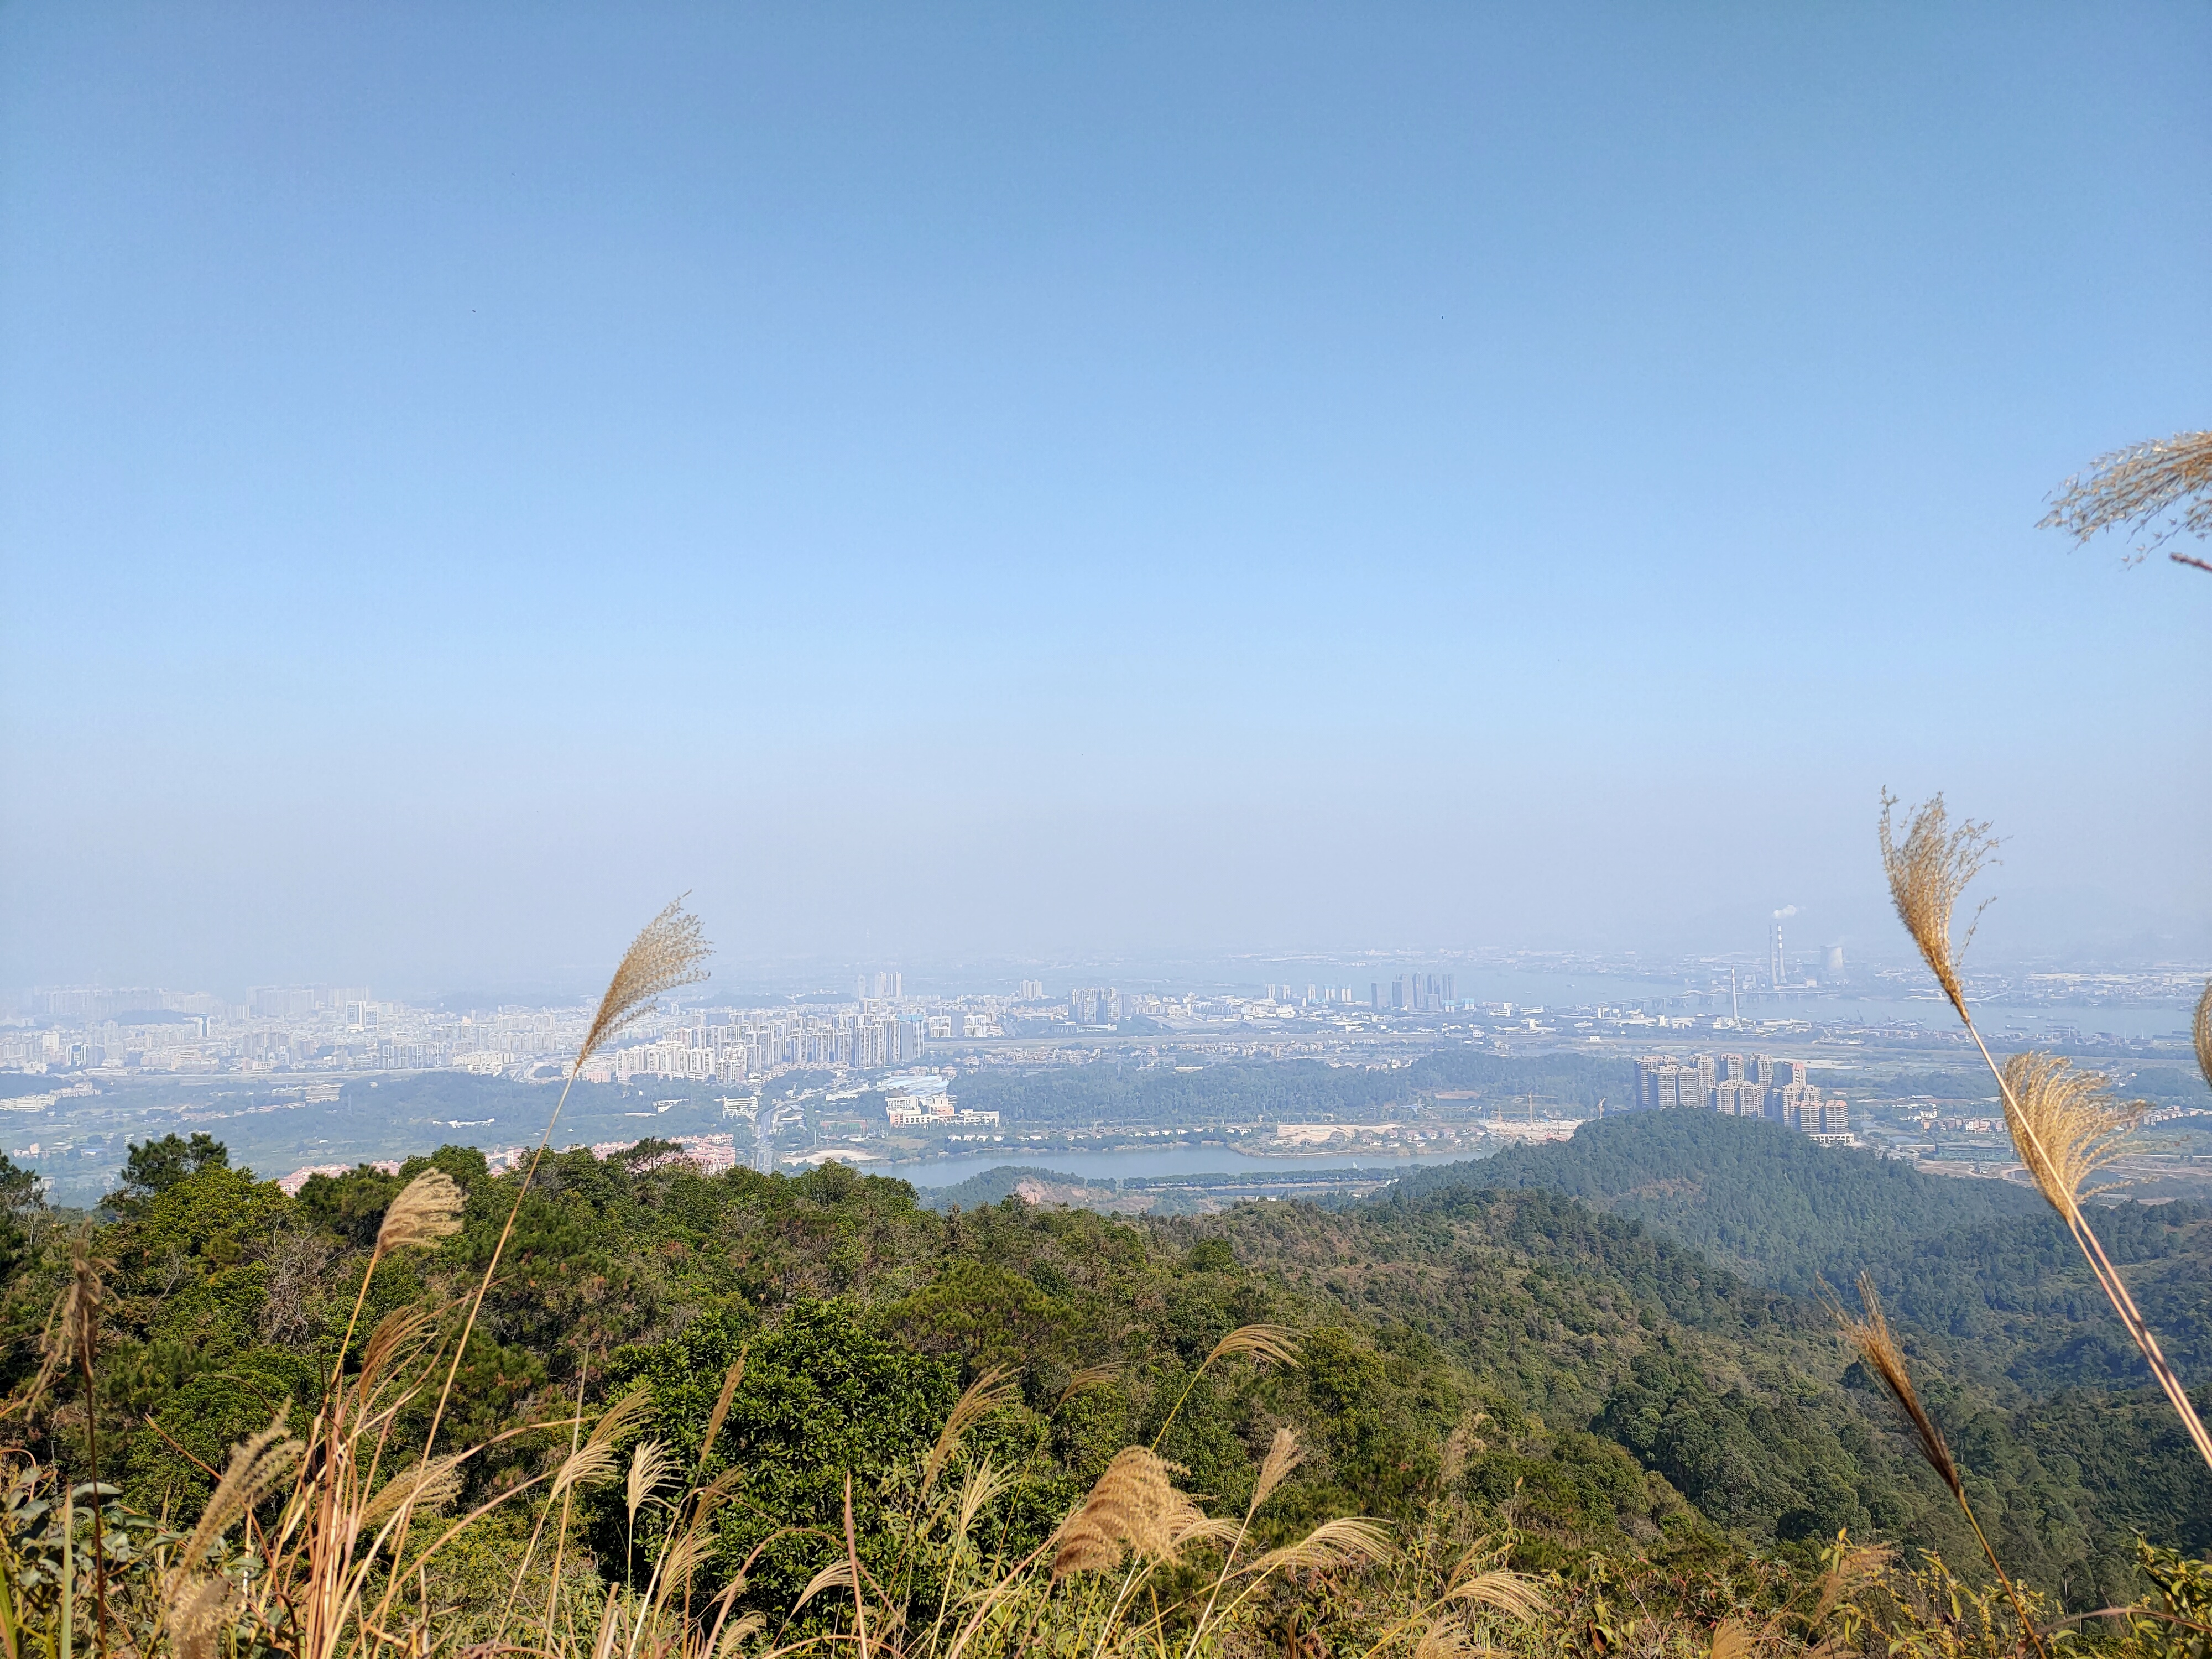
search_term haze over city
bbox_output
[2,4,2206,995]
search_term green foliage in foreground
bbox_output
[4,1113,2209,1632]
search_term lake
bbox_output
[879,1143,1501,1189]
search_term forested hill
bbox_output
[1379,1110,2212,1392]
[11,1128,2212,1616]
[1391,1111,2041,1291]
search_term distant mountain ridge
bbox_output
[1375,1111,2212,1392]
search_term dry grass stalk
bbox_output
[953,1454,1009,1543]
[2194,979,2211,1092]
[1242,1517,1394,1579]
[1250,1427,1305,1512]
[2040,429,2212,566]
[382,900,710,1633]
[1051,1448,1196,1577]
[167,1571,236,1659]
[1830,1279,1960,1500]
[697,1351,747,1475]
[2000,1053,2142,1214]
[1152,1324,1303,1450]
[1810,1538,1895,1630]
[178,1415,304,1568]
[579,898,714,1067]
[1057,1361,1121,1404]
[625,1441,675,1530]
[358,1454,463,1530]
[922,1365,1015,1496]
[1206,1324,1301,1370]
[1708,1617,1754,1659]
[1831,1276,2046,1659]
[1878,793,1997,1022]
[1413,1616,1473,1659]
[1442,1562,1545,1622]
[377,1171,465,1253]
[1876,795,2212,1480]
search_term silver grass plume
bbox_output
[1879,792,1997,1022]
[377,1170,464,1253]
[578,898,712,1067]
[2041,429,2212,565]
[2000,1052,2142,1218]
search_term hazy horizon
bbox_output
[3,3,2206,992]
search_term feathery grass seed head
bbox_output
[1879,793,1997,1022]
[924,1364,1016,1496]
[1050,1447,1195,1577]
[1829,1275,1960,1500]
[377,1170,464,1253]
[698,1350,747,1471]
[1250,1427,1304,1512]
[180,1415,303,1567]
[2001,1052,2141,1215]
[2041,430,2212,559]
[1057,1361,1121,1404]
[625,1439,676,1526]
[578,898,712,1066]
[1206,1324,1301,1371]
[1244,1517,1394,1579]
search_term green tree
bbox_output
[104,1131,231,1214]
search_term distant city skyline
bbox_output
[2,4,2205,987]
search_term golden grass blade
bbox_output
[359,1453,464,1529]
[1058,1361,1121,1404]
[179,1415,303,1566]
[792,1559,857,1609]
[1709,1616,1754,1659]
[625,1439,676,1526]
[1812,1540,1895,1628]
[1444,1567,1546,1622]
[1241,1517,1394,1578]
[1878,792,1997,1022]
[953,1453,1009,1543]
[1828,1275,1960,1499]
[377,1170,465,1253]
[2000,1052,2142,1215]
[714,1613,765,1659]
[2041,430,2212,557]
[578,897,713,1067]
[2194,979,2211,1093]
[1206,1324,1300,1370]
[1051,1447,1193,1577]
[697,1350,747,1474]
[591,1387,655,1451]
[356,1306,436,1400]
[1413,1616,1474,1659]
[924,1364,1017,1496]
[166,1572,236,1659]
[1249,1427,1303,1512]
[554,1392,653,1496]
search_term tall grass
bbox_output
[1879,791,2212,1477]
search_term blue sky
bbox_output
[2,3,2206,992]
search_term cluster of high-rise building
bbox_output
[597,1008,942,1083]
[1068,988,1123,1025]
[1635,1052,1850,1135]
[1375,973,1455,1013]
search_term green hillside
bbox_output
[1389,1110,2212,1393]
[9,1123,2211,1620]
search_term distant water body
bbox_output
[888,1145,1494,1190]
